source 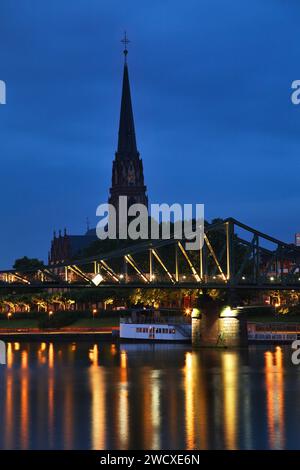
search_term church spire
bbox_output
[117,32,138,156]
[109,35,148,213]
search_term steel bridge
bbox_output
[1,218,300,290]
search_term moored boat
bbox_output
[248,322,300,343]
[120,309,191,342]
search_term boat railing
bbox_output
[248,322,300,332]
[120,314,191,325]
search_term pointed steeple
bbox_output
[117,37,138,157]
[109,34,148,214]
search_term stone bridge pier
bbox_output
[192,291,248,348]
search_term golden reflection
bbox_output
[89,344,99,366]
[48,343,54,369]
[118,350,128,449]
[48,344,55,448]
[222,352,238,450]
[40,342,47,352]
[120,350,127,369]
[5,373,13,448]
[38,347,47,365]
[14,342,20,351]
[21,349,28,370]
[89,366,106,449]
[185,352,195,449]
[184,352,209,449]
[265,347,285,449]
[4,345,14,448]
[151,370,161,449]
[7,342,13,369]
[20,350,29,449]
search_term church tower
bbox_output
[109,34,148,215]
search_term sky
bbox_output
[0,0,300,268]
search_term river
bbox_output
[0,341,299,449]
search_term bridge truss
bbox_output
[1,218,300,290]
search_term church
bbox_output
[49,39,148,264]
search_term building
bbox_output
[49,40,148,264]
[296,233,300,247]
[48,228,97,264]
[109,43,148,213]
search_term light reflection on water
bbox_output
[0,341,300,449]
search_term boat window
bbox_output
[257,334,265,339]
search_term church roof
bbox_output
[117,60,138,157]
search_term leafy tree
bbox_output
[13,256,44,271]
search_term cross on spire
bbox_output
[121,31,130,61]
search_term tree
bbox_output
[13,256,44,270]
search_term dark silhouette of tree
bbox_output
[13,256,44,271]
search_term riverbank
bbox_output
[0,326,119,341]
[0,318,119,341]
[0,317,119,329]
[0,333,115,341]
[1,315,300,342]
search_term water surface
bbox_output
[0,341,299,449]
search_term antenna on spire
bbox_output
[121,31,130,62]
[86,217,90,233]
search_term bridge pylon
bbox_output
[192,290,248,348]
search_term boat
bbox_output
[120,309,191,342]
[248,322,300,343]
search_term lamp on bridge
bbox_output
[219,306,239,318]
[92,274,104,286]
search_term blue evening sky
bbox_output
[0,0,300,268]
